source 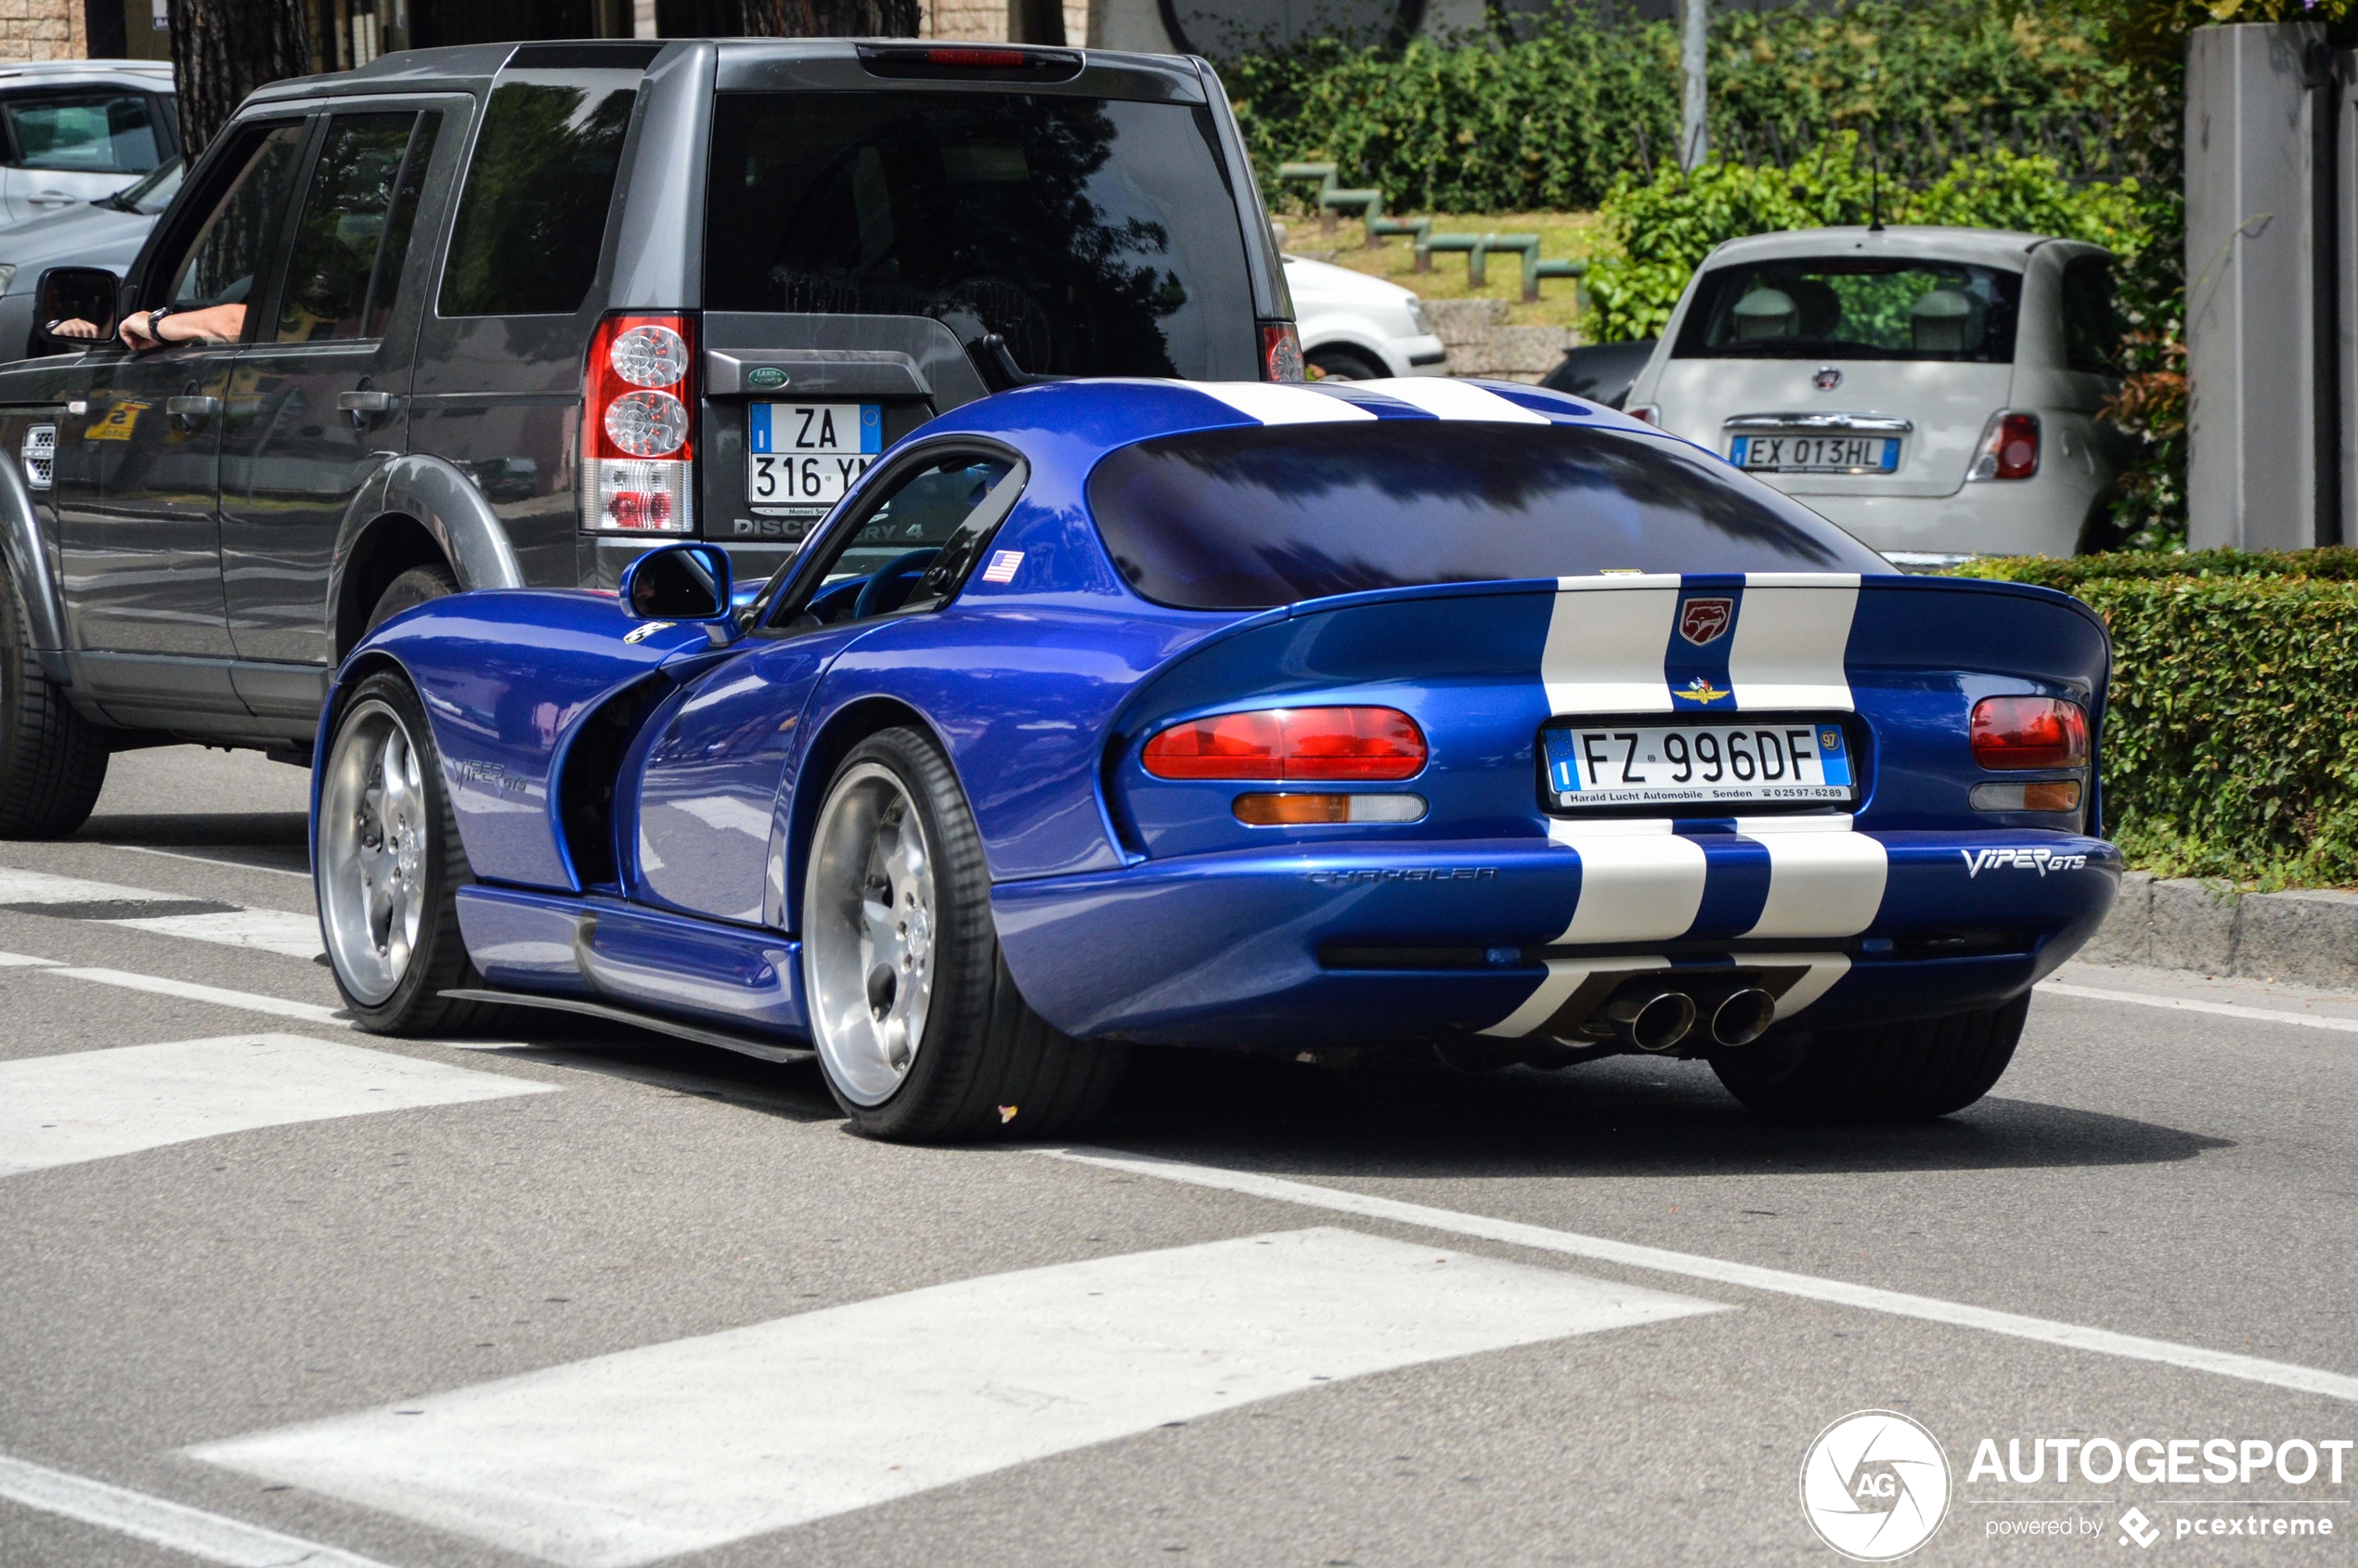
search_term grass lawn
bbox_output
[1276,209,1608,332]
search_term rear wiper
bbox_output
[937,308,1064,392]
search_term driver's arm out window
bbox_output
[155,122,309,341]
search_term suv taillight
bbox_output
[582,312,696,535]
[1260,322,1306,382]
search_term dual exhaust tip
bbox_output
[1602,985,1776,1053]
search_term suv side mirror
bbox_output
[620,542,735,626]
[28,266,120,356]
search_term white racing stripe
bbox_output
[1542,577,1679,715]
[1480,953,1669,1040]
[1189,382,1376,425]
[1357,377,1549,423]
[1545,819,1706,943]
[1734,815,1887,939]
[190,1227,1721,1568]
[1728,575,1859,710]
[0,1452,396,1568]
[1767,952,1851,1019]
[1044,1150,2358,1406]
[0,1033,553,1176]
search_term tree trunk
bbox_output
[167,0,313,160]
[739,0,920,35]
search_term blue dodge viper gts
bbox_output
[312,377,2118,1140]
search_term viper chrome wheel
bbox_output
[319,697,429,1006]
[805,761,938,1107]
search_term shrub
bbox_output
[1581,136,2145,342]
[1955,551,2358,888]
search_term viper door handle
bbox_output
[336,389,394,412]
[166,395,219,417]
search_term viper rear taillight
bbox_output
[582,313,695,534]
[1142,706,1427,782]
[1970,696,2087,770]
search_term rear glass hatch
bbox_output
[702,58,1262,544]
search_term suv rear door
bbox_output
[218,96,469,687]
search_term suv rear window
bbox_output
[705,91,1258,380]
[1673,257,2022,363]
[440,82,635,317]
[1088,422,1885,611]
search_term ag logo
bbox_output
[746,366,789,390]
[1813,366,1843,391]
[1679,596,1733,645]
[1800,1410,1950,1561]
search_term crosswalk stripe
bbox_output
[0,868,321,960]
[1044,1147,2358,1406]
[0,952,348,1025]
[190,1227,1724,1568]
[0,1034,555,1176]
[0,1452,398,1568]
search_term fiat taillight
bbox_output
[1970,695,2088,770]
[582,313,696,535]
[1966,410,2040,482]
[1142,707,1427,782]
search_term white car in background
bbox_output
[0,59,178,225]
[1283,253,1448,381]
[1624,227,2131,563]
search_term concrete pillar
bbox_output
[2184,21,2329,551]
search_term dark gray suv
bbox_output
[0,38,1295,836]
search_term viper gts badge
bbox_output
[1961,847,2088,878]
[623,621,675,644]
[1671,675,1731,705]
[1679,597,1733,645]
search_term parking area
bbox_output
[0,745,2352,1566]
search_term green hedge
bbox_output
[1224,0,2126,216]
[1955,551,2358,888]
[1582,136,2146,342]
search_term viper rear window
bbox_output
[1086,421,1885,611]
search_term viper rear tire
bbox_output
[1709,993,2028,1121]
[317,671,506,1035]
[802,725,1127,1142]
[0,558,107,838]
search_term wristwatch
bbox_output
[142,305,175,337]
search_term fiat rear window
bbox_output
[1088,421,1885,611]
[704,91,1258,381]
[1674,257,2022,363]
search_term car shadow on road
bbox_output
[1081,1045,2230,1179]
[75,810,312,875]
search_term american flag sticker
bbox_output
[980,550,1024,584]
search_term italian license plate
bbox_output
[1730,434,1899,474]
[1544,720,1857,810]
[747,402,882,507]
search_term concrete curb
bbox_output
[2080,870,2358,988]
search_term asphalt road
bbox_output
[2,745,2354,1568]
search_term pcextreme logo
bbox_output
[1802,1411,1952,1561]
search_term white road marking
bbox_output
[111,843,315,880]
[108,908,324,960]
[1044,1149,2358,1406]
[0,1452,396,1568]
[191,1227,1721,1568]
[0,1034,553,1176]
[2039,980,2358,1035]
[0,867,321,959]
[0,953,348,1026]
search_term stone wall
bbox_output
[922,0,1089,43]
[1421,299,1572,383]
[0,0,86,61]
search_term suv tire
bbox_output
[365,563,460,639]
[802,725,1127,1142]
[317,670,508,1035]
[0,559,108,838]
[1710,993,2028,1121]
